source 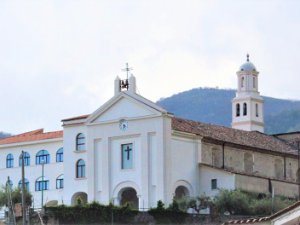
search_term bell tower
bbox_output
[232,54,264,132]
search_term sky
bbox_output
[1,0,300,134]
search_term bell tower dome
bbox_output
[232,54,264,132]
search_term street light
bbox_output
[40,158,46,209]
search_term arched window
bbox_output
[244,152,253,173]
[275,159,284,179]
[241,77,245,88]
[255,104,259,117]
[236,104,240,117]
[35,176,49,191]
[76,159,86,178]
[56,148,63,162]
[18,179,30,191]
[6,154,14,168]
[76,133,85,151]
[253,77,256,88]
[36,150,50,164]
[56,174,64,189]
[19,152,30,167]
[243,103,247,116]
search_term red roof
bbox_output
[0,129,63,145]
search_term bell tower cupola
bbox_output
[232,54,264,132]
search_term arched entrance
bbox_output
[119,188,138,209]
[174,186,190,200]
[71,192,88,205]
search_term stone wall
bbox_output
[201,142,299,197]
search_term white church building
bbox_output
[0,56,299,210]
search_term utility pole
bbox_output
[21,151,26,225]
[41,160,45,209]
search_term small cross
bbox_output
[122,63,133,79]
[246,53,250,62]
[124,145,132,160]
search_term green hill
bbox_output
[157,88,300,134]
[0,132,10,139]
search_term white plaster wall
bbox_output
[0,139,64,208]
[94,97,156,122]
[169,136,199,201]
[199,166,235,197]
[63,125,88,205]
[86,115,169,209]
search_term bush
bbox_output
[213,189,297,216]
[214,189,251,215]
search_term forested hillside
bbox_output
[0,132,10,139]
[157,88,300,134]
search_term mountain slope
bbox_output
[157,88,300,134]
[0,132,10,139]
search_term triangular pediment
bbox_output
[86,92,168,124]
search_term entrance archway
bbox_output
[174,186,190,200]
[119,188,138,209]
[71,192,88,205]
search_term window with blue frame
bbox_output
[35,177,49,191]
[56,175,64,189]
[76,133,86,151]
[6,154,14,168]
[19,152,30,167]
[36,150,50,164]
[56,148,63,162]
[121,143,133,169]
[18,179,30,191]
[76,159,86,178]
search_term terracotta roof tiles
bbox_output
[172,117,297,155]
[0,129,63,145]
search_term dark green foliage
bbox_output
[157,87,300,134]
[0,187,32,207]
[213,189,296,216]
[46,202,138,224]
[148,200,188,224]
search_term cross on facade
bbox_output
[124,145,132,160]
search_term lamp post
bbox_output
[40,159,46,209]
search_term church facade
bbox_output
[0,56,299,210]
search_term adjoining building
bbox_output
[0,56,299,210]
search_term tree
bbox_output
[0,187,32,207]
[177,195,211,213]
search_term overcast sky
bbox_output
[1,0,300,134]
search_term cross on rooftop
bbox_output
[122,63,133,79]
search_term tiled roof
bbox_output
[61,114,90,122]
[172,117,297,155]
[0,129,63,145]
[222,201,300,224]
